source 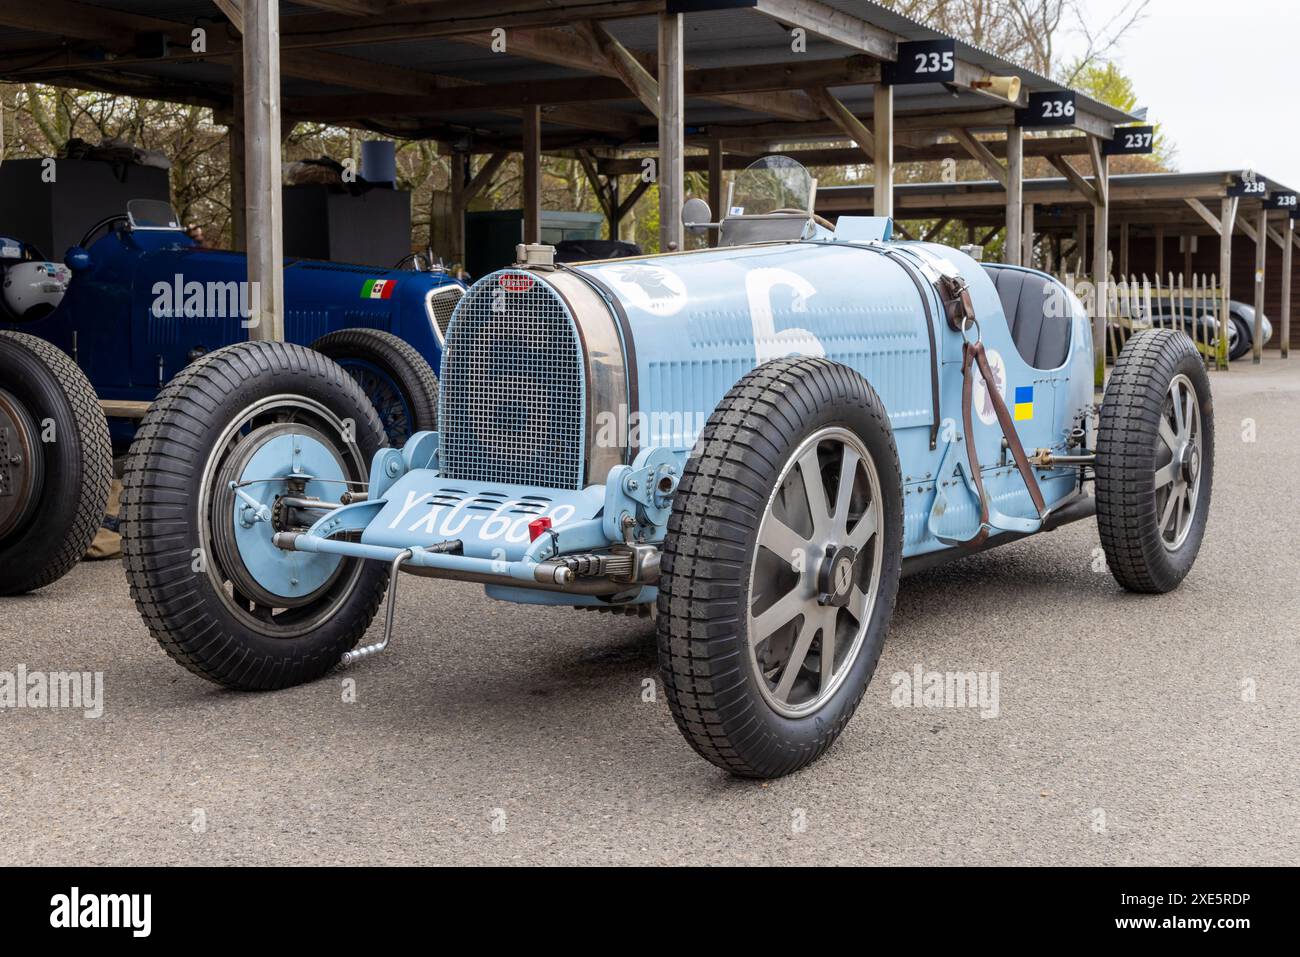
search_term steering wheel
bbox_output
[78,214,129,250]
[771,208,836,231]
[393,252,428,271]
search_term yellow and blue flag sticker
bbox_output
[1014,385,1034,421]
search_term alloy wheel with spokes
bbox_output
[1152,373,1203,551]
[748,427,884,717]
[658,357,903,779]
[1096,329,1214,594]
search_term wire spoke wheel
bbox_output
[748,427,883,717]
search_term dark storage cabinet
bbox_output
[282,185,411,268]
[0,158,170,260]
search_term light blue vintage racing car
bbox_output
[122,158,1213,778]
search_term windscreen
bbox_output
[127,199,183,230]
[728,155,814,217]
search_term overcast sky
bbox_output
[1060,0,1299,188]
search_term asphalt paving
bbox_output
[2,357,1297,865]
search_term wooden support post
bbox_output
[1091,148,1109,386]
[1022,203,1035,267]
[1155,224,1165,277]
[522,104,541,245]
[229,47,246,252]
[1282,216,1293,359]
[873,83,893,219]
[1253,207,1267,363]
[657,12,685,253]
[1218,197,1237,370]
[708,140,724,248]
[1004,125,1023,265]
[450,151,467,268]
[243,0,283,341]
[1119,221,1129,278]
[1075,212,1088,274]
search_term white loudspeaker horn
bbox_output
[972,75,1022,102]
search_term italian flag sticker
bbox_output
[361,278,395,300]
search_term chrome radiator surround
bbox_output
[437,269,632,491]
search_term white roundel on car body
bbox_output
[971,347,1007,426]
[600,263,688,316]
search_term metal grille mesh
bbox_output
[427,285,464,340]
[439,272,586,490]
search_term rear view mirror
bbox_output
[681,198,714,236]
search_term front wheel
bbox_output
[657,357,903,778]
[121,341,390,689]
[1096,329,1213,593]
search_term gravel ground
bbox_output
[2,357,1297,866]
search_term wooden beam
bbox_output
[1185,198,1223,234]
[1022,203,1035,266]
[1253,206,1267,363]
[1118,220,1129,277]
[658,11,685,252]
[576,19,659,116]
[282,55,871,120]
[1005,126,1023,266]
[229,43,246,252]
[1092,149,1109,384]
[708,140,724,248]
[292,0,388,12]
[522,105,542,246]
[465,151,509,203]
[449,26,820,122]
[1282,216,1293,360]
[873,83,893,218]
[243,0,283,341]
[578,150,616,224]
[1088,134,1109,208]
[1218,197,1238,370]
[1155,223,1165,276]
[923,218,951,242]
[1049,155,1099,206]
[596,134,1096,175]
[806,88,873,161]
[278,1,664,50]
[951,128,1006,188]
[751,0,897,58]
[617,177,653,220]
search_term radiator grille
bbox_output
[426,285,464,340]
[439,271,586,490]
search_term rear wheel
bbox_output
[1096,329,1213,593]
[121,341,390,689]
[311,328,437,447]
[0,331,111,595]
[657,357,903,778]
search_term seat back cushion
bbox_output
[981,264,1073,369]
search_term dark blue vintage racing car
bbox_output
[1,199,464,450]
[0,199,462,595]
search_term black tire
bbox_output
[311,328,437,447]
[1227,315,1251,361]
[121,341,390,689]
[656,357,903,778]
[1096,329,1213,593]
[0,331,111,595]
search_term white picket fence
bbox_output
[1057,272,1230,369]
